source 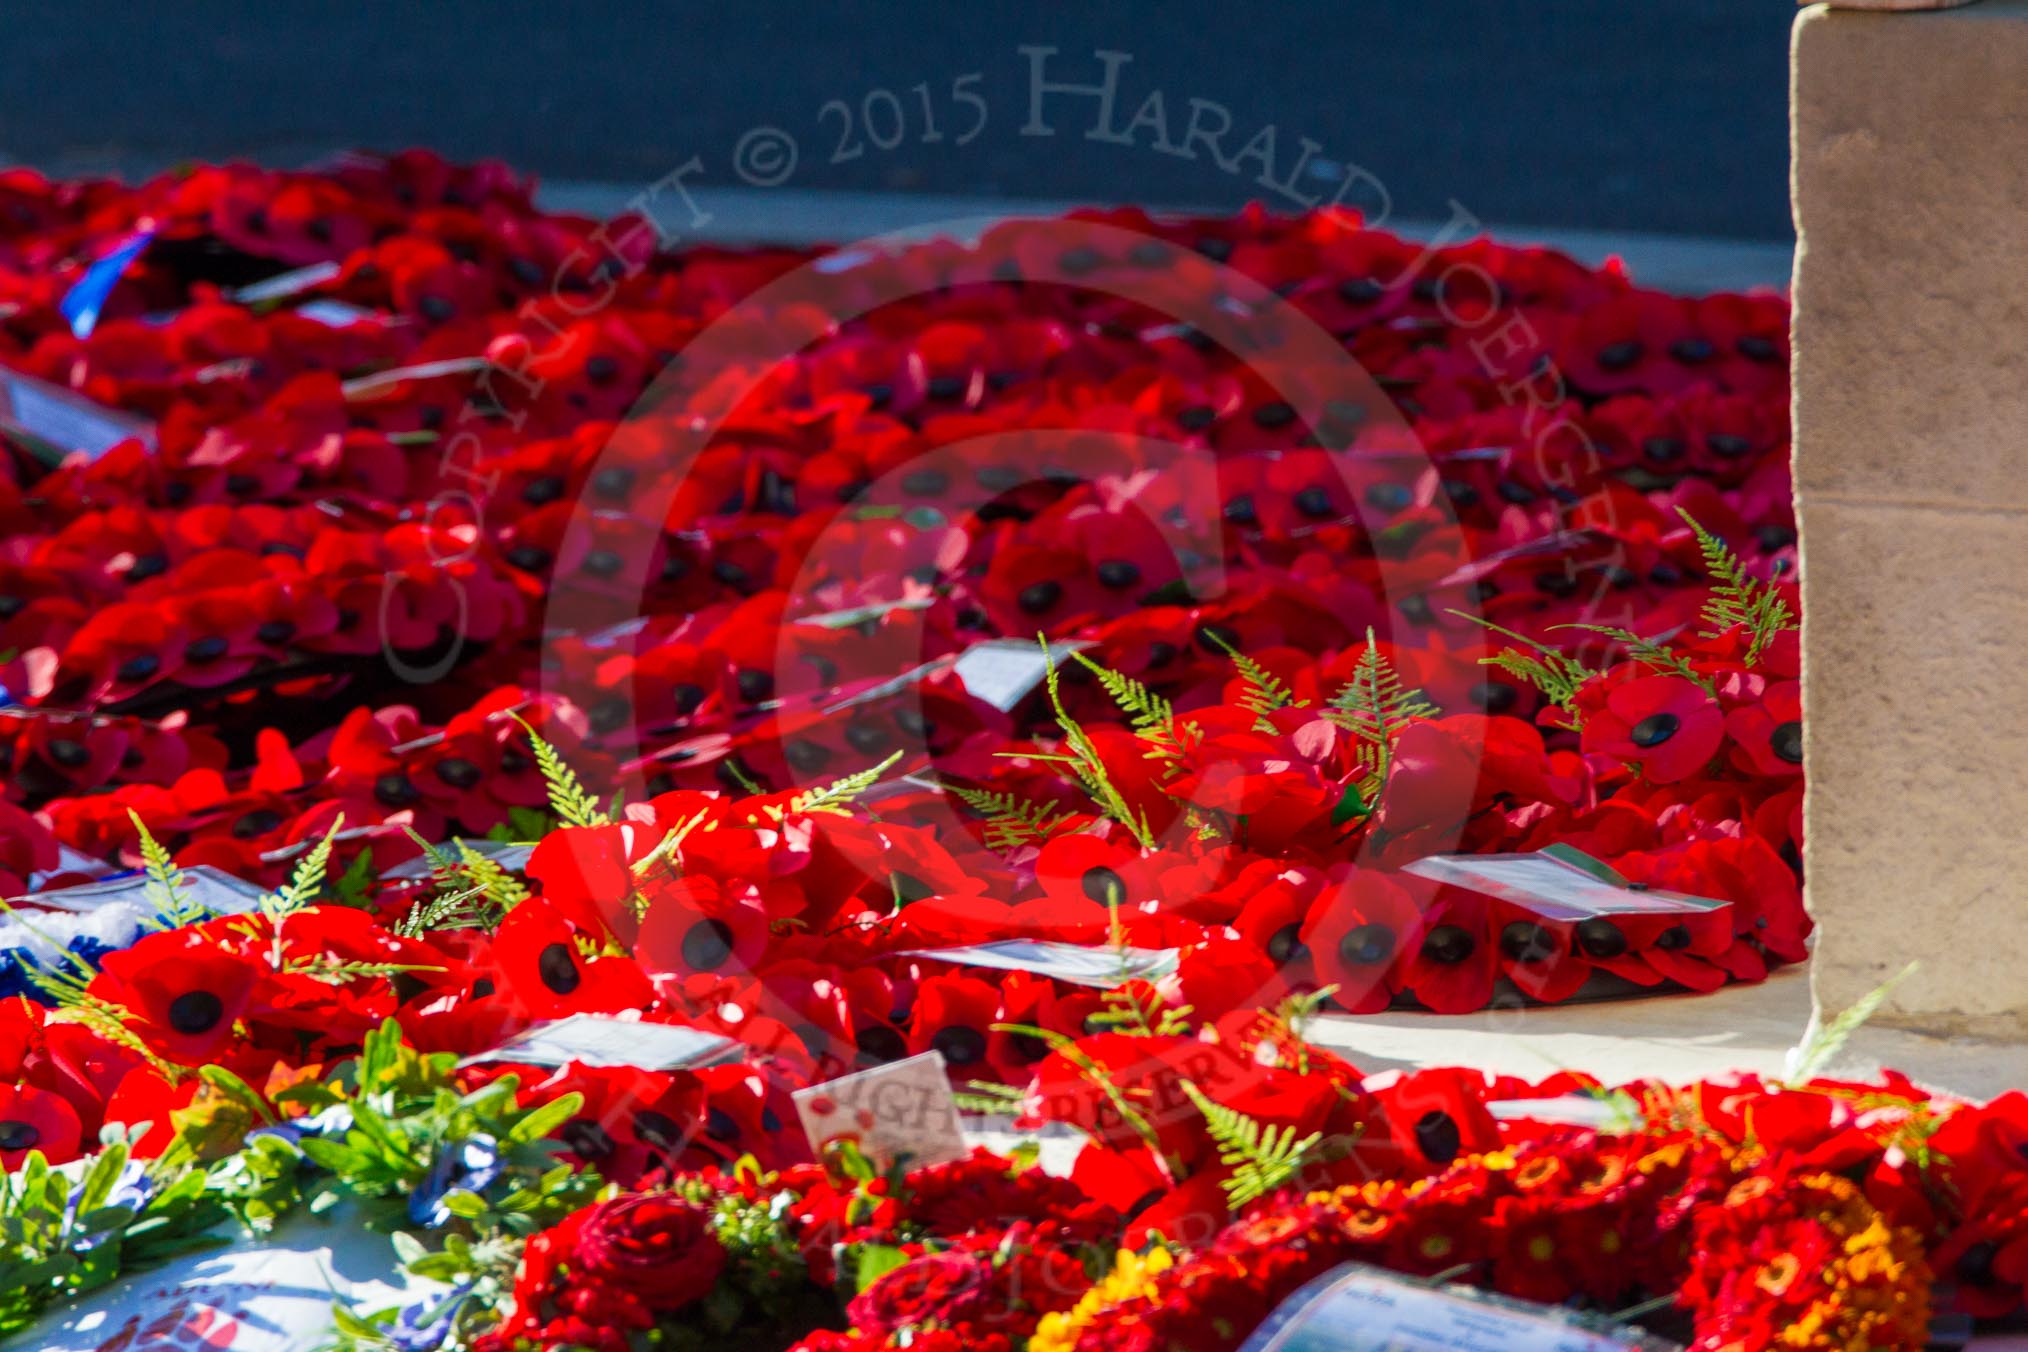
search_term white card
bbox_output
[0,369,157,461]
[792,1050,969,1173]
[905,938,1180,989]
[951,637,1093,713]
[457,1014,741,1071]
[229,261,344,304]
[15,864,265,916]
[795,593,936,630]
[292,299,383,327]
[1240,1262,1680,1352]
[340,357,490,398]
[28,844,121,888]
[1402,847,1728,924]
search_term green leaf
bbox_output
[1181,1080,1323,1209]
[1199,631,1307,729]
[129,811,207,928]
[198,1065,277,1124]
[1038,640,1155,848]
[853,1243,912,1293]
[1554,622,1715,696]
[1447,610,1602,715]
[440,1189,488,1221]
[1071,650,1189,766]
[506,1092,585,1145]
[71,1142,132,1215]
[787,751,904,816]
[330,847,378,909]
[945,782,1071,853]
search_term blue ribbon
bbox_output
[59,231,155,338]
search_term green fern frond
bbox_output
[1678,509,1796,662]
[1555,623,1716,696]
[947,783,1071,852]
[58,993,168,1072]
[510,716,611,827]
[1199,632,1307,729]
[787,751,903,816]
[1182,1081,1323,1209]
[262,817,342,921]
[1448,611,1601,714]
[128,810,207,929]
[455,842,529,909]
[1040,639,1154,848]
[1324,630,1437,790]
[389,831,514,936]
[401,828,460,885]
[1071,651,1187,766]
[953,1080,1030,1115]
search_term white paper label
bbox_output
[17,865,265,916]
[458,1013,741,1071]
[1242,1265,1677,1352]
[792,1050,969,1173]
[1402,848,1727,924]
[0,370,157,460]
[229,261,344,304]
[951,637,1093,713]
[905,938,1180,988]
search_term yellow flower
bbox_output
[1029,1246,1176,1352]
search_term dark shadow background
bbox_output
[0,1,1793,241]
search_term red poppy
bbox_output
[1298,870,1425,1014]
[490,897,652,1020]
[1583,673,1725,783]
[1726,679,1804,778]
[904,973,1002,1076]
[91,928,266,1064]
[0,1083,83,1168]
[635,876,773,985]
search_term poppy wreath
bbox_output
[0,157,1803,1008]
[0,152,1979,1351]
[221,992,2025,1351]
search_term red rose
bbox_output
[570,1191,727,1312]
[847,1250,991,1335]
